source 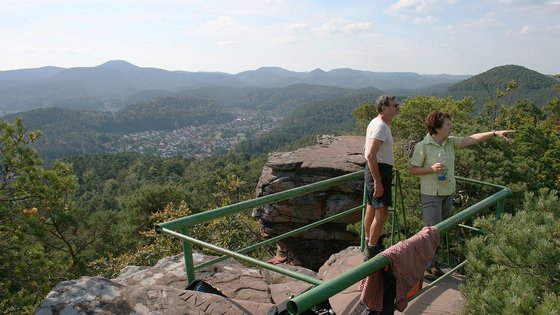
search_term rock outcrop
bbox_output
[36,252,318,315]
[253,135,366,270]
[36,250,370,315]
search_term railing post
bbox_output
[182,227,196,284]
[496,199,504,219]
[361,182,367,251]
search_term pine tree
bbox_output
[461,189,560,314]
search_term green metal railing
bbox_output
[156,170,366,284]
[286,178,511,314]
[156,171,511,315]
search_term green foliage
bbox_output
[392,95,474,141]
[89,202,189,278]
[352,101,377,131]
[461,189,560,315]
[0,118,78,313]
[119,183,186,231]
[198,173,270,256]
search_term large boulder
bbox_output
[253,135,366,270]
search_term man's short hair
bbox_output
[376,95,396,113]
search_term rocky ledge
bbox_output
[36,248,368,315]
[253,135,366,270]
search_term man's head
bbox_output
[376,95,399,123]
[376,95,398,113]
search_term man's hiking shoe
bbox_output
[363,245,382,261]
[363,233,388,261]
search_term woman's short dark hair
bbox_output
[376,95,396,113]
[425,110,451,135]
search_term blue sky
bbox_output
[1,0,559,75]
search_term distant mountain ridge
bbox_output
[0,60,469,114]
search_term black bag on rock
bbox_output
[185,279,226,297]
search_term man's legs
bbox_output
[364,204,374,242]
[368,206,388,247]
[363,163,392,261]
[364,204,388,261]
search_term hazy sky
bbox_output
[1,0,559,75]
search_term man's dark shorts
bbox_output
[364,162,393,208]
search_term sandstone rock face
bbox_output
[253,135,366,270]
[36,253,317,315]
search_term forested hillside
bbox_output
[176,83,383,113]
[234,88,384,154]
[446,65,559,109]
[1,97,235,162]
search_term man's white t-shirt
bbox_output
[365,116,394,165]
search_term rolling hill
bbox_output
[445,65,559,109]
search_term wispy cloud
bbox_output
[413,15,438,24]
[515,24,560,35]
[205,16,236,28]
[319,18,372,34]
[271,23,310,45]
[286,23,309,34]
[385,0,455,15]
[438,14,499,34]
[386,0,432,14]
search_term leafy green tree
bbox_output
[119,183,186,232]
[351,101,377,132]
[89,201,189,278]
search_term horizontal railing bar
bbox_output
[156,171,363,233]
[436,188,511,234]
[456,176,508,190]
[160,227,324,286]
[195,204,364,270]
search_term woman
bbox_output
[409,110,514,280]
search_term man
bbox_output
[363,95,399,261]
